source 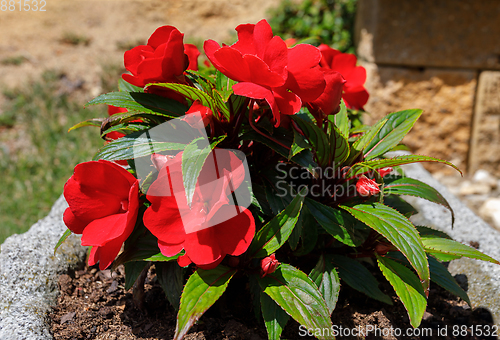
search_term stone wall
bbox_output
[355,0,500,176]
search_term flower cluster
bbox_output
[63,19,367,270]
[58,19,484,340]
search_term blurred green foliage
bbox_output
[268,0,358,53]
[0,71,107,243]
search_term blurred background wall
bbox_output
[355,0,500,177]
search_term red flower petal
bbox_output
[81,213,128,246]
[88,237,125,270]
[124,45,154,75]
[148,26,182,49]
[203,40,225,71]
[288,44,322,71]
[263,36,288,80]
[177,254,193,267]
[251,19,274,59]
[232,23,258,56]
[308,70,345,117]
[63,207,87,234]
[158,241,184,257]
[213,206,255,257]
[233,82,280,124]
[183,228,223,267]
[273,87,302,117]
[184,43,200,71]
[343,87,369,110]
[244,54,286,87]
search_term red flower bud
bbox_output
[260,254,279,278]
[151,153,174,171]
[375,243,392,255]
[356,175,380,197]
[182,100,213,128]
[378,167,393,178]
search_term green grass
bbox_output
[0,70,108,243]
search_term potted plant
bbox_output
[56,19,499,340]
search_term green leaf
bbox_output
[306,198,368,247]
[351,118,387,155]
[331,99,349,138]
[341,203,430,291]
[384,176,455,226]
[124,261,149,290]
[156,262,185,310]
[259,264,332,339]
[331,255,392,304]
[346,155,462,178]
[328,122,350,165]
[291,205,318,256]
[249,188,306,258]
[288,129,309,159]
[421,237,500,264]
[68,118,104,132]
[363,109,422,160]
[415,226,451,239]
[143,252,184,262]
[174,266,236,340]
[309,255,340,315]
[182,137,213,206]
[377,255,427,328]
[383,194,418,218]
[113,226,183,267]
[181,135,226,206]
[100,123,150,138]
[214,70,237,100]
[145,82,218,117]
[241,131,319,176]
[87,91,187,118]
[54,229,72,255]
[292,116,330,166]
[93,130,187,161]
[427,255,471,306]
[385,251,469,306]
[260,291,290,340]
[264,182,293,215]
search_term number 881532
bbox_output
[1,0,46,11]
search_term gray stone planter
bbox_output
[1,164,500,339]
[0,196,86,340]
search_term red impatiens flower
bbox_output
[144,149,255,269]
[260,254,279,278]
[122,26,200,88]
[318,44,369,110]
[63,160,140,270]
[204,19,326,126]
[356,175,380,197]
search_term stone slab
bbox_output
[404,162,500,327]
[0,195,86,340]
[469,71,500,177]
[362,63,476,174]
[355,0,500,70]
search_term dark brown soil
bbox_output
[49,262,497,340]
